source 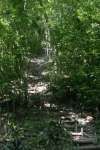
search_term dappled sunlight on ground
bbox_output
[30,57,46,65]
[27,55,50,95]
[28,82,48,94]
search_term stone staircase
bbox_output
[26,53,100,149]
[60,111,100,150]
[27,55,50,104]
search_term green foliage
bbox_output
[0,0,45,103]
[0,112,72,150]
[38,120,72,150]
[48,0,100,109]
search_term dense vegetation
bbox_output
[0,0,100,149]
[0,0,44,104]
[48,0,100,110]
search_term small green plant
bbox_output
[38,120,72,150]
[0,121,26,150]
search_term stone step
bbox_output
[73,145,100,150]
[61,119,75,125]
[73,137,97,145]
[63,124,75,130]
